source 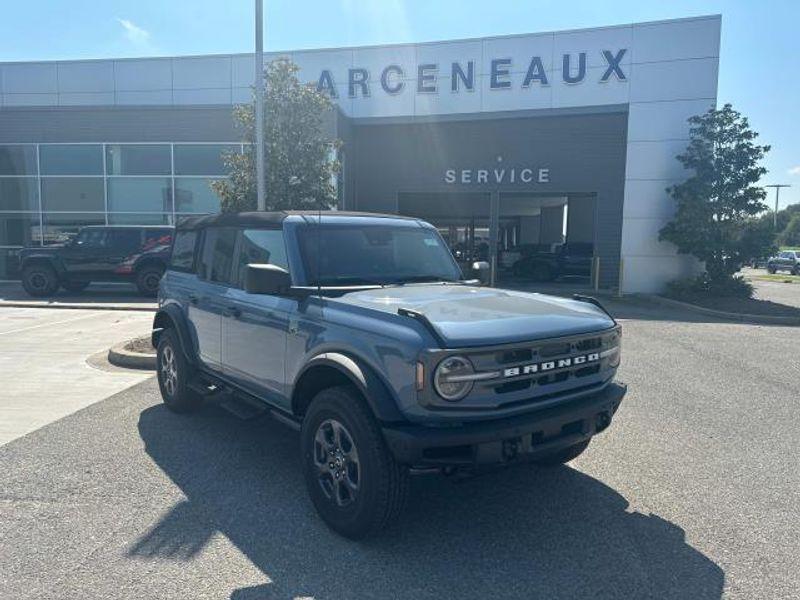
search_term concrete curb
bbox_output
[107,341,156,371]
[0,300,156,312]
[645,295,800,326]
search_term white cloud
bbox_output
[116,18,151,46]
[788,165,800,176]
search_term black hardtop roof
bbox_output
[176,211,420,231]
[81,224,174,229]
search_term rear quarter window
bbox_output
[170,230,198,272]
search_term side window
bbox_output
[170,231,198,272]
[198,227,237,285]
[76,228,108,248]
[236,228,289,287]
[109,229,142,254]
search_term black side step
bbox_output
[190,372,301,430]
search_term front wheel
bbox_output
[136,265,164,297]
[532,439,591,466]
[156,329,202,413]
[301,386,409,539]
[22,264,59,297]
[767,266,777,274]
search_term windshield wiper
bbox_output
[390,275,460,285]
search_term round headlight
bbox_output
[434,356,475,401]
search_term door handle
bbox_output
[224,306,242,319]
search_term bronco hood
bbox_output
[333,285,615,347]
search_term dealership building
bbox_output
[0,15,720,291]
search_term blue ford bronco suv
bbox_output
[153,211,625,539]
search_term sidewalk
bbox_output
[0,306,154,445]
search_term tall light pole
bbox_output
[254,0,266,211]
[766,184,791,229]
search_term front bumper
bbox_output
[382,382,626,467]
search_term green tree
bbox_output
[212,58,340,212]
[777,213,800,247]
[659,104,771,289]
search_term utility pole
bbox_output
[766,184,791,229]
[254,0,266,211]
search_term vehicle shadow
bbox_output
[135,403,724,600]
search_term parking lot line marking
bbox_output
[0,311,101,336]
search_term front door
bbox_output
[222,227,292,405]
[62,228,109,278]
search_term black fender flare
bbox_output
[21,255,64,277]
[151,304,197,366]
[293,352,405,423]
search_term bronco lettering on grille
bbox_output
[502,352,600,378]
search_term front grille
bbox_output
[466,329,619,402]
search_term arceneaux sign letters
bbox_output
[316,49,627,99]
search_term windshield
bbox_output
[297,223,463,286]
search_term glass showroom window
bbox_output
[0,178,39,212]
[174,178,224,214]
[0,213,40,246]
[0,145,38,176]
[108,213,171,225]
[105,144,171,176]
[39,144,103,176]
[107,177,173,213]
[173,144,240,176]
[41,178,105,212]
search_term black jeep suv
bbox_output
[19,225,173,297]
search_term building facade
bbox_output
[0,15,720,292]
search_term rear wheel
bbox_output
[301,386,409,539]
[532,439,591,466]
[22,264,58,297]
[62,281,90,293]
[136,264,164,297]
[156,329,202,413]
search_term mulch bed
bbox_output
[125,336,155,355]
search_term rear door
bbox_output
[189,227,238,371]
[106,228,143,279]
[221,227,293,404]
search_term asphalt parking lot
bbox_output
[1,299,799,599]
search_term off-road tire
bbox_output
[156,329,202,413]
[767,266,777,274]
[793,266,800,276]
[62,280,90,293]
[301,386,409,539]
[22,264,59,297]
[532,438,591,466]
[136,264,164,297]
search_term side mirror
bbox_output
[472,261,490,285]
[245,263,291,295]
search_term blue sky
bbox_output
[1,0,798,209]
